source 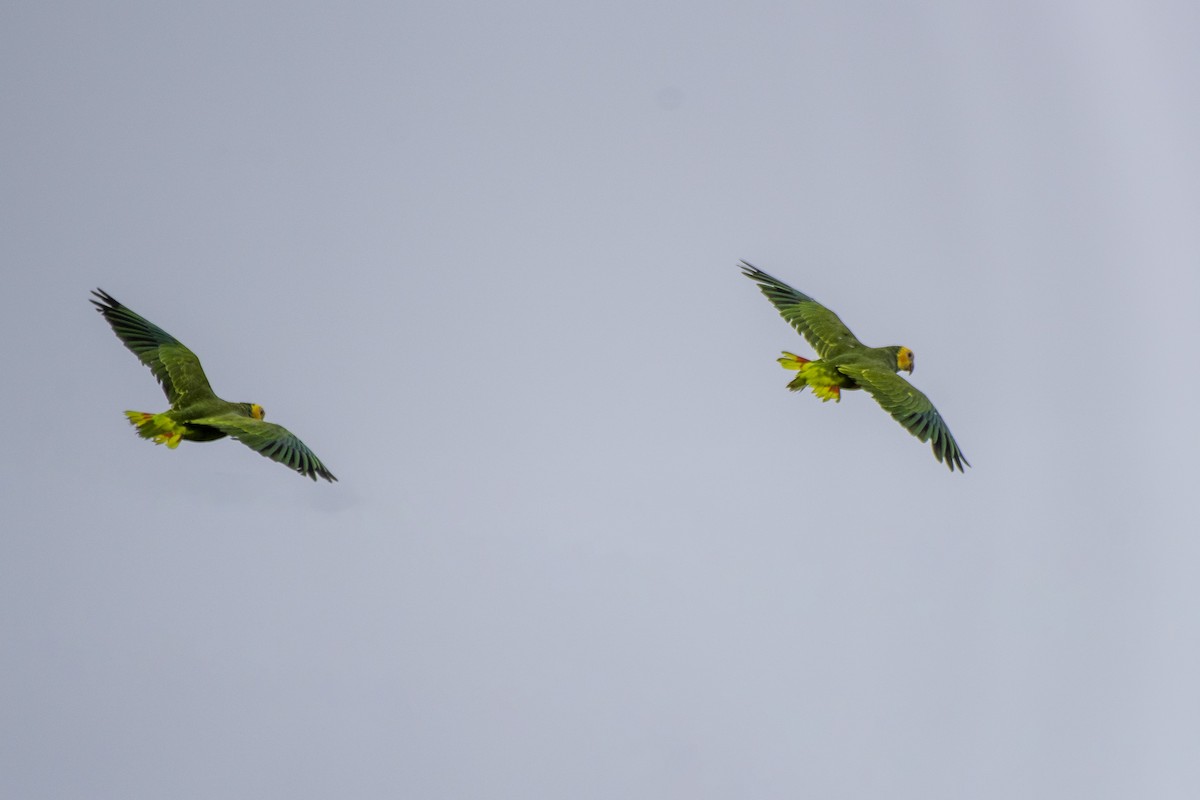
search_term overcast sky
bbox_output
[2,2,1199,798]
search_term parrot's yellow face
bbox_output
[897,347,914,374]
[251,404,265,420]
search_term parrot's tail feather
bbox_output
[777,351,811,371]
[124,411,185,448]
[811,384,841,402]
[781,360,842,402]
[124,411,158,435]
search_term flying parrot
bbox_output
[741,261,968,472]
[91,289,337,482]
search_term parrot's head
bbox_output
[896,346,914,374]
[240,403,266,420]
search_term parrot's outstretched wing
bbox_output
[740,261,863,358]
[190,414,337,482]
[91,289,216,406]
[837,364,968,472]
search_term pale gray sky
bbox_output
[2,2,1199,798]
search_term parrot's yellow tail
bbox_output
[777,351,810,370]
[124,411,184,448]
[779,352,814,393]
[777,355,843,402]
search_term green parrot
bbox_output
[741,261,968,472]
[91,289,337,482]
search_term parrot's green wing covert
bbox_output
[189,415,337,482]
[740,261,863,358]
[91,289,216,406]
[836,364,969,472]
